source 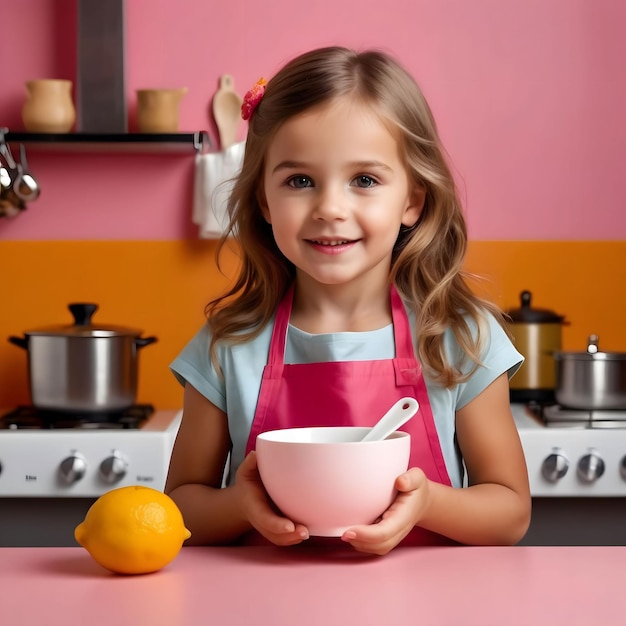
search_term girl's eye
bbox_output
[287,176,312,189]
[353,175,378,188]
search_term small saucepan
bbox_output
[554,335,626,410]
[9,303,157,413]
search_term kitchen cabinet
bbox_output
[5,131,210,154]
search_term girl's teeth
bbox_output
[312,240,349,246]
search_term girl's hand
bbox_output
[234,451,310,546]
[341,467,430,555]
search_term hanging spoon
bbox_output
[212,75,242,150]
[361,397,419,442]
[14,144,40,202]
[0,130,20,188]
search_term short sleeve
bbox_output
[450,313,523,410]
[169,323,227,412]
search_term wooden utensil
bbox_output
[212,75,242,149]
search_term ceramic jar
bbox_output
[21,79,76,133]
[136,88,187,132]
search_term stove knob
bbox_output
[577,452,605,483]
[59,454,87,484]
[541,450,569,482]
[99,451,128,484]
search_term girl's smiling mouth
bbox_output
[306,238,359,254]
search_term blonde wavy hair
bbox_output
[207,46,505,386]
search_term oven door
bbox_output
[0,498,96,547]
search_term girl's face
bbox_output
[262,97,423,293]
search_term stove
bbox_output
[512,403,626,497]
[2,402,624,546]
[0,404,155,431]
[0,406,182,497]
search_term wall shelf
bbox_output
[5,131,210,154]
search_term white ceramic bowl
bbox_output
[256,426,411,537]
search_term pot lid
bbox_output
[23,303,143,338]
[555,334,626,361]
[506,290,565,323]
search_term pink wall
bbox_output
[1,0,625,241]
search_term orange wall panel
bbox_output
[1,241,238,410]
[1,240,624,410]
[464,241,626,352]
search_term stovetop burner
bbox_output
[0,405,154,430]
[528,402,626,429]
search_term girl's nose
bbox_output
[312,185,348,220]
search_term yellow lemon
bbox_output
[75,485,191,575]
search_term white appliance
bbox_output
[512,403,626,497]
[0,406,182,546]
[0,408,181,497]
[512,402,626,546]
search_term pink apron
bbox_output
[245,285,455,546]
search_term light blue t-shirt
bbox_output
[170,308,522,488]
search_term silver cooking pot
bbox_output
[554,335,626,410]
[9,303,157,412]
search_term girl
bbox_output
[165,46,531,554]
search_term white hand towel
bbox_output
[192,141,245,238]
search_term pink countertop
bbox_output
[2,545,625,625]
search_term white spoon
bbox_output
[361,397,419,442]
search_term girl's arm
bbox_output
[417,372,531,544]
[165,384,308,545]
[164,384,250,545]
[343,373,531,553]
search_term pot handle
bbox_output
[8,335,28,349]
[135,336,158,348]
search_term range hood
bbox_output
[76,0,127,132]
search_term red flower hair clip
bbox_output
[241,77,267,121]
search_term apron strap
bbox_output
[390,285,416,359]
[267,284,415,368]
[265,285,294,371]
